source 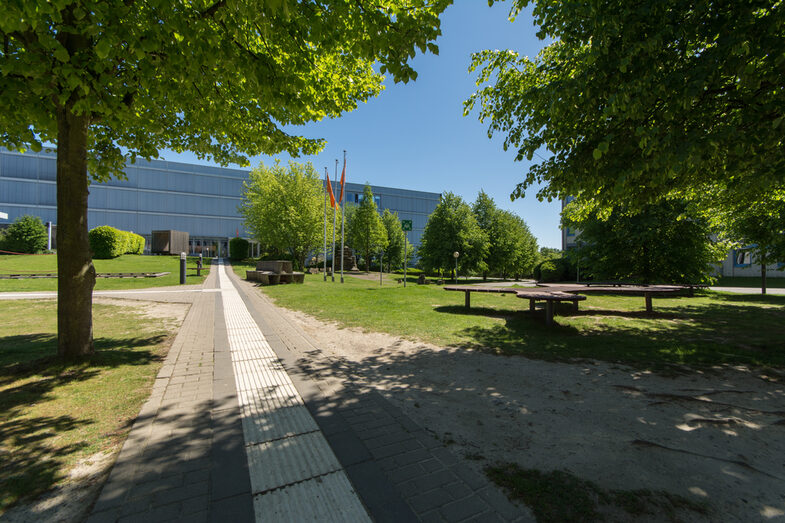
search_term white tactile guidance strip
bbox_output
[217,262,369,521]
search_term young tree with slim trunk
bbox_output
[346,185,387,272]
[240,161,339,271]
[0,0,450,358]
[381,209,412,273]
[419,192,489,279]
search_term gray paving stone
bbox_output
[411,469,460,493]
[409,488,455,513]
[450,463,489,490]
[439,496,490,522]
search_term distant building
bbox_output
[0,149,439,257]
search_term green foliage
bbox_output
[472,191,538,278]
[419,192,489,277]
[538,247,561,262]
[564,199,726,284]
[229,237,250,261]
[89,226,126,259]
[240,161,339,270]
[467,1,785,211]
[1,215,48,254]
[381,209,413,272]
[1,0,451,178]
[534,257,576,283]
[346,185,387,272]
[127,232,145,254]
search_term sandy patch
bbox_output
[284,308,785,522]
[3,299,188,523]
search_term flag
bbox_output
[236,228,239,237]
[326,168,336,208]
[339,155,346,203]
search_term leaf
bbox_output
[593,148,602,160]
[95,39,111,59]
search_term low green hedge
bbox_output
[89,226,145,258]
[229,237,249,261]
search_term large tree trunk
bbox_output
[56,107,95,358]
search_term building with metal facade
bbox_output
[0,149,440,257]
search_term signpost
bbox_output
[401,220,412,288]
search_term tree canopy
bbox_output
[563,198,726,284]
[419,192,489,277]
[467,0,785,211]
[240,161,338,270]
[472,191,537,279]
[381,209,413,272]
[346,184,387,272]
[0,0,450,357]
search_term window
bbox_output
[355,193,381,207]
[734,249,752,267]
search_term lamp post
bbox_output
[453,251,459,284]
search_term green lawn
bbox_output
[0,299,182,512]
[0,254,210,291]
[252,272,785,370]
[714,276,785,288]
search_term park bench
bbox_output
[246,260,304,285]
[514,290,587,326]
[443,285,520,308]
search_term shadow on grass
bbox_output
[0,332,167,510]
[435,299,785,369]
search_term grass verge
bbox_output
[714,276,785,289]
[0,299,182,512]
[486,464,709,522]
[0,254,210,291]
[249,272,785,370]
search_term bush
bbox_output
[229,237,250,261]
[89,226,126,259]
[126,232,145,254]
[534,257,577,282]
[2,215,48,254]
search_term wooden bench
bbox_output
[443,286,520,308]
[514,291,587,325]
[444,286,586,325]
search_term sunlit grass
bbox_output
[252,272,785,370]
[0,254,210,291]
[0,300,182,512]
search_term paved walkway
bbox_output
[12,261,531,522]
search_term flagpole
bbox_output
[323,167,328,281]
[331,159,337,282]
[340,150,346,284]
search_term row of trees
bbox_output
[240,162,540,279]
[418,191,538,280]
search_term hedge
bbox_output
[0,215,48,254]
[229,237,249,261]
[89,226,145,258]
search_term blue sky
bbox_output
[164,2,562,248]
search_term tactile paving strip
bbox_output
[217,262,369,521]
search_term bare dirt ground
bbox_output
[284,307,785,522]
[3,299,188,523]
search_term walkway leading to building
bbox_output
[216,261,369,520]
[30,260,535,522]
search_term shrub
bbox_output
[126,232,145,254]
[535,257,577,282]
[89,226,125,259]
[2,215,48,254]
[229,237,250,261]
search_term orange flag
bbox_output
[326,168,336,208]
[339,156,346,203]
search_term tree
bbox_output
[2,215,48,254]
[346,185,387,272]
[472,191,538,279]
[1,0,450,358]
[563,198,726,284]
[467,1,785,211]
[419,192,489,278]
[240,161,340,270]
[381,209,412,272]
[724,195,785,294]
[538,247,561,262]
